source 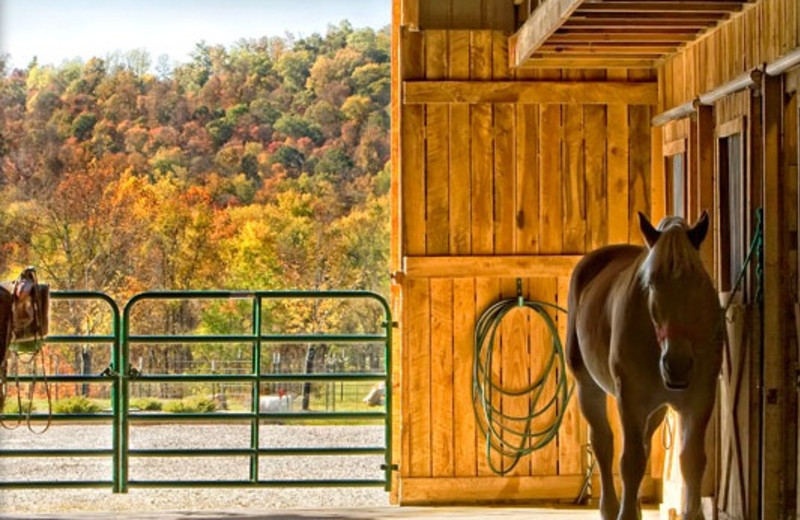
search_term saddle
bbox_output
[3,267,50,354]
[0,267,51,432]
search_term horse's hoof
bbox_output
[599,499,619,520]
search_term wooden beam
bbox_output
[400,476,585,503]
[521,58,656,69]
[761,72,785,520]
[537,44,680,54]
[402,255,582,279]
[547,33,697,43]
[531,52,666,60]
[404,80,658,105]
[400,475,657,504]
[563,19,711,28]
[512,0,587,68]
[576,1,747,13]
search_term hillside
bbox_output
[0,21,391,300]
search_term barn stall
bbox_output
[389,0,800,518]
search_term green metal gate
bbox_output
[0,290,393,493]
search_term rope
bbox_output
[472,281,571,476]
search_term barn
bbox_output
[389,0,800,518]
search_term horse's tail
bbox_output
[565,268,585,374]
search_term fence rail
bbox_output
[0,290,392,493]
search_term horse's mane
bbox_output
[638,216,706,287]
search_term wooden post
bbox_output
[761,72,785,520]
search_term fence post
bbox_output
[249,295,262,483]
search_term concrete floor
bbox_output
[0,506,662,520]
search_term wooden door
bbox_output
[715,118,757,520]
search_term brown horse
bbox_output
[566,212,722,520]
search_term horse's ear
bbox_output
[687,210,710,250]
[638,212,660,248]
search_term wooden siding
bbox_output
[656,1,800,517]
[396,27,658,503]
[413,0,517,32]
[661,0,800,110]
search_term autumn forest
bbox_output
[0,22,391,392]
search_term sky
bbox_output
[0,0,390,70]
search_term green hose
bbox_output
[472,290,572,475]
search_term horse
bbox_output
[566,211,722,520]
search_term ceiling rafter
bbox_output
[511,0,755,69]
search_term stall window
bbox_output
[664,139,687,218]
[717,122,745,293]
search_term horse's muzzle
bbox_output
[660,351,693,390]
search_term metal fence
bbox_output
[0,290,393,493]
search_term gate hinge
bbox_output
[100,365,119,378]
[380,463,399,471]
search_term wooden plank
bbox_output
[539,104,564,254]
[404,81,659,105]
[471,32,494,256]
[449,31,472,256]
[576,2,747,13]
[500,281,530,476]
[761,73,785,520]
[401,29,426,256]
[471,30,496,479]
[520,58,656,69]
[405,278,431,478]
[420,0,451,29]
[452,0,482,29]
[476,277,501,477]
[607,104,629,244]
[516,103,540,254]
[547,33,698,44]
[528,277,559,476]
[537,44,681,54]
[563,79,586,253]
[401,0,420,29]
[403,255,582,278]
[495,101,516,252]
[453,278,477,477]
[430,279,454,477]
[401,475,591,503]
[556,276,583,475]
[696,105,714,272]
[650,123,666,224]
[512,0,588,67]
[628,105,651,244]
[425,31,450,256]
[390,0,402,502]
[585,104,608,250]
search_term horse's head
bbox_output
[638,211,714,391]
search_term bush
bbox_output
[163,396,216,414]
[3,399,35,415]
[52,396,101,414]
[130,398,163,411]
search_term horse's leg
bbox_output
[576,377,618,520]
[680,403,713,520]
[644,406,667,462]
[616,389,649,520]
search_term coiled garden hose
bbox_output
[472,285,572,476]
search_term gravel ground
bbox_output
[0,423,390,514]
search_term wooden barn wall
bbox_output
[395,27,659,504]
[657,1,800,517]
[401,0,517,32]
[660,0,799,109]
